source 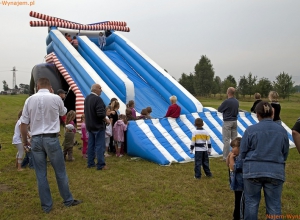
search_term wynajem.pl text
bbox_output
[1,1,35,6]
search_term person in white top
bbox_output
[20,77,81,213]
[98,32,106,50]
[12,110,25,171]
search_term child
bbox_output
[12,110,25,171]
[66,110,77,145]
[226,137,244,220]
[63,124,75,161]
[66,110,76,133]
[137,109,148,120]
[98,32,106,50]
[126,108,136,121]
[146,106,153,119]
[250,93,262,113]
[127,100,137,119]
[21,125,34,169]
[113,114,128,157]
[80,114,88,159]
[105,106,112,157]
[268,91,281,125]
[190,118,212,179]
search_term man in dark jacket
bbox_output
[218,87,239,160]
[84,84,108,170]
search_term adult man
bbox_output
[292,117,300,153]
[84,84,108,170]
[20,78,81,213]
[218,87,239,160]
[57,89,67,126]
[165,95,181,118]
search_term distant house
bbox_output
[0,91,8,95]
[6,88,23,94]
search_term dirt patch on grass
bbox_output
[0,183,12,192]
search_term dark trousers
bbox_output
[233,190,244,220]
[109,136,116,153]
[194,151,211,178]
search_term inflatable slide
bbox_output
[30,11,295,165]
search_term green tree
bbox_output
[256,77,273,98]
[273,72,294,99]
[221,75,237,93]
[238,75,248,97]
[2,80,9,91]
[211,76,222,97]
[193,55,215,97]
[247,72,257,97]
[294,85,300,93]
[178,72,195,95]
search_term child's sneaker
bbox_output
[104,153,111,157]
[119,154,123,157]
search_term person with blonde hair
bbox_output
[268,91,281,125]
[250,93,262,113]
[165,95,181,118]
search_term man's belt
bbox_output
[32,133,58,138]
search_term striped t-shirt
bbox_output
[190,127,211,151]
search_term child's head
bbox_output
[128,100,135,108]
[65,124,74,132]
[254,93,261,100]
[66,110,76,123]
[125,108,132,117]
[194,118,203,128]
[268,91,279,102]
[99,32,103,36]
[230,137,242,155]
[81,114,85,122]
[119,114,126,120]
[146,106,152,114]
[141,109,148,116]
[106,106,111,116]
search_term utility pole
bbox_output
[11,66,17,89]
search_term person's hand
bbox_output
[230,152,237,159]
[208,148,211,155]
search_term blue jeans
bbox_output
[21,151,34,169]
[87,130,106,169]
[194,151,212,178]
[31,136,74,213]
[243,177,283,220]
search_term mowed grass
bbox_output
[0,94,299,220]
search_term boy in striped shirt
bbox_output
[190,118,213,179]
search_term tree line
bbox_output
[178,55,297,99]
[2,80,29,94]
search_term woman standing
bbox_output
[240,101,289,219]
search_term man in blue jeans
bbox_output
[20,78,81,213]
[84,84,108,170]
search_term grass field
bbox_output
[0,94,299,220]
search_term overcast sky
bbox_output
[0,0,299,90]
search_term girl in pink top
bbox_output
[80,114,88,159]
[113,114,128,157]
